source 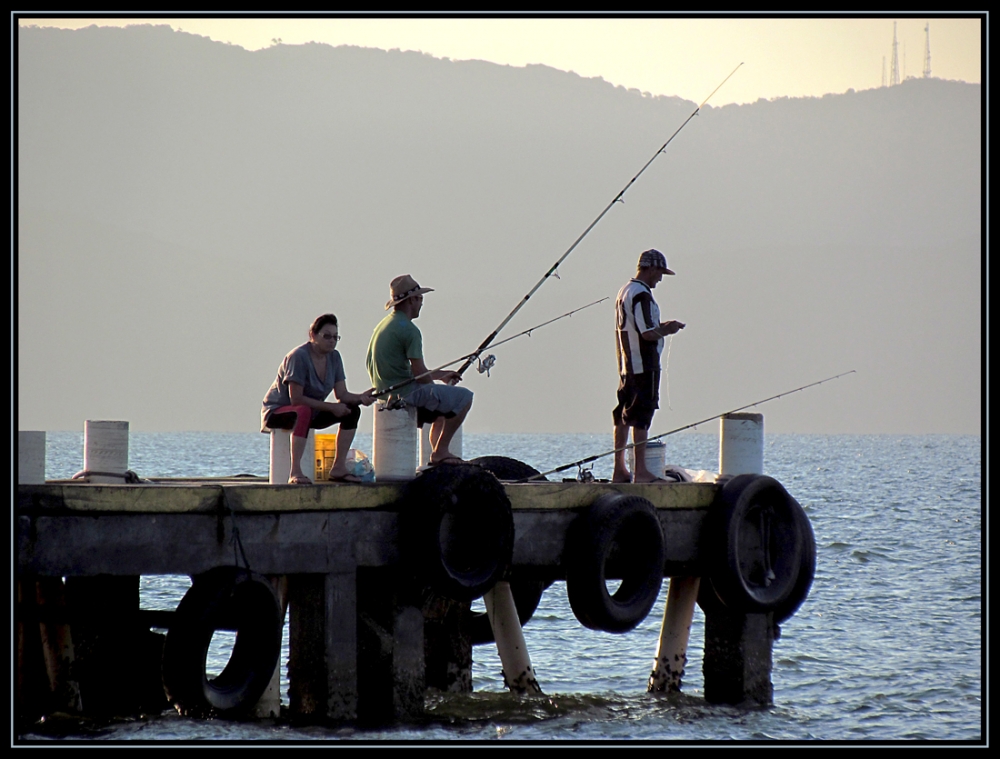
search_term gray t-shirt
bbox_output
[261,343,346,431]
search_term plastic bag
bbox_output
[347,449,376,482]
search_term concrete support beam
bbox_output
[702,608,775,706]
[288,571,358,721]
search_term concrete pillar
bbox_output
[356,567,425,724]
[484,581,542,694]
[18,431,46,484]
[419,424,463,467]
[288,571,358,721]
[703,609,774,705]
[423,595,472,693]
[647,575,700,693]
[704,411,773,706]
[35,577,83,713]
[373,404,418,481]
[269,429,315,485]
[83,421,129,483]
[719,412,764,476]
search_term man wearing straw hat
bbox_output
[612,249,686,483]
[366,274,473,466]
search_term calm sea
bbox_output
[20,431,982,744]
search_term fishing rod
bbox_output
[452,62,744,381]
[522,369,856,481]
[374,297,609,401]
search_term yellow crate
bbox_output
[314,434,337,481]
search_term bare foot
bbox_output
[288,473,312,485]
[611,469,632,484]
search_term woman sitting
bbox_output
[261,314,376,484]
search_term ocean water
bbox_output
[20,431,982,743]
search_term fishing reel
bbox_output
[476,354,497,377]
[379,397,407,411]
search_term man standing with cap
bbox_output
[367,274,473,465]
[612,249,686,483]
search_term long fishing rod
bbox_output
[522,369,856,481]
[374,297,609,400]
[452,62,744,381]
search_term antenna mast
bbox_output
[923,23,932,78]
[890,21,901,86]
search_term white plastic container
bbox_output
[628,439,666,478]
[373,403,418,481]
[84,420,129,483]
[18,431,46,484]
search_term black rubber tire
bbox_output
[469,577,553,646]
[161,566,282,717]
[773,497,816,624]
[565,492,665,633]
[469,456,548,482]
[705,474,805,614]
[399,463,515,602]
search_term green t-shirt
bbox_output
[366,310,423,397]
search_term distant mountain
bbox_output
[16,24,981,434]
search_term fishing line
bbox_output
[452,63,744,381]
[663,334,674,411]
[374,297,609,403]
[521,369,856,481]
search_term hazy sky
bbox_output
[15,18,983,437]
[18,13,983,105]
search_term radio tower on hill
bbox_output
[890,22,900,86]
[923,23,932,78]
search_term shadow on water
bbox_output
[18,691,762,743]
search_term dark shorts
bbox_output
[264,404,361,433]
[612,371,660,430]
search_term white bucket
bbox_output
[373,404,418,481]
[628,440,666,478]
[84,420,129,483]
[18,431,46,484]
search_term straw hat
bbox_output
[385,274,435,310]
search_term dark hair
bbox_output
[310,314,338,336]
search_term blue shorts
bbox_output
[404,384,473,427]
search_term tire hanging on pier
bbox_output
[161,566,282,717]
[467,456,551,644]
[565,492,665,633]
[773,496,816,624]
[399,463,515,602]
[469,455,547,482]
[703,474,806,614]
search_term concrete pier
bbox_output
[16,463,804,723]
